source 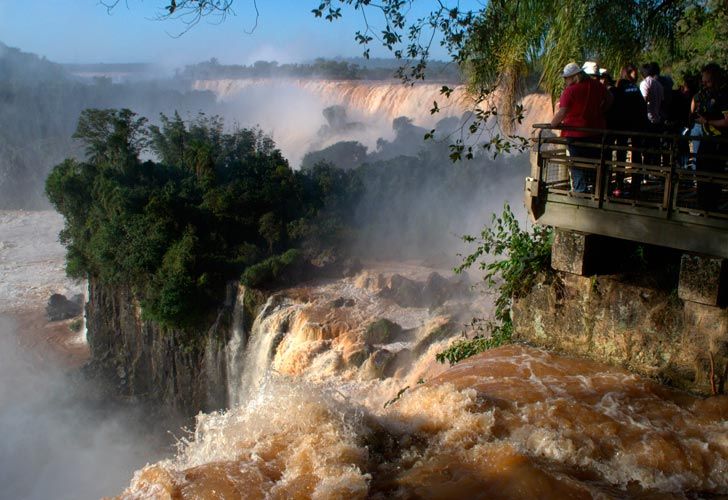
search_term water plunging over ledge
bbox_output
[116,266,728,498]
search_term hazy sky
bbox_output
[0,0,481,67]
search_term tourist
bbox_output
[551,62,613,193]
[675,73,700,170]
[692,63,728,211]
[583,61,600,79]
[620,64,639,85]
[640,62,665,127]
[637,62,665,195]
[608,68,649,194]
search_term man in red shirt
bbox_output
[551,62,613,192]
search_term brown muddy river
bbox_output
[115,271,728,499]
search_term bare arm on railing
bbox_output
[550,107,568,128]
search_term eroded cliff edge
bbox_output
[512,230,728,395]
[84,278,265,416]
[82,265,474,416]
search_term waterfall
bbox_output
[81,279,89,344]
[227,295,294,407]
[225,287,247,406]
[192,78,473,126]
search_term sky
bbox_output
[0,0,483,68]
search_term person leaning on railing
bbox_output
[550,62,613,193]
[692,62,728,211]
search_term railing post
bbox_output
[664,134,678,218]
[595,132,607,208]
[537,128,545,191]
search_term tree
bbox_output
[667,0,728,78]
[73,108,148,167]
[48,110,353,328]
[258,211,283,254]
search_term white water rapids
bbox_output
[119,268,728,499]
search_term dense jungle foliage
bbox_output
[47,104,525,330]
[46,109,356,328]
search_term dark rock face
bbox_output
[46,293,83,321]
[84,278,234,416]
[678,254,727,306]
[378,272,469,309]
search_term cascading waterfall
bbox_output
[80,279,89,344]
[115,268,728,499]
[228,296,298,407]
[190,78,552,168]
[193,79,474,125]
[225,287,247,406]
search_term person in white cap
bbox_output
[582,61,599,78]
[550,62,613,192]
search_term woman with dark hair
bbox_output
[692,63,728,211]
[620,64,638,84]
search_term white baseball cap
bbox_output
[582,61,599,76]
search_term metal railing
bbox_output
[530,124,728,225]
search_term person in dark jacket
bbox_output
[609,65,649,194]
[692,63,728,211]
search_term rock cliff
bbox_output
[84,278,239,416]
[82,266,474,416]
[513,270,728,395]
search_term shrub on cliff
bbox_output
[46,109,354,328]
[436,203,553,364]
[240,249,303,288]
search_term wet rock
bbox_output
[380,274,423,307]
[358,270,471,308]
[353,271,389,294]
[414,316,457,355]
[421,272,462,307]
[330,297,355,308]
[341,344,370,368]
[46,293,83,321]
[360,349,395,380]
[340,257,363,277]
[364,318,403,345]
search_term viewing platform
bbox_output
[515,125,728,395]
[526,124,728,259]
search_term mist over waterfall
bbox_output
[193,78,476,168]
[0,316,170,500]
